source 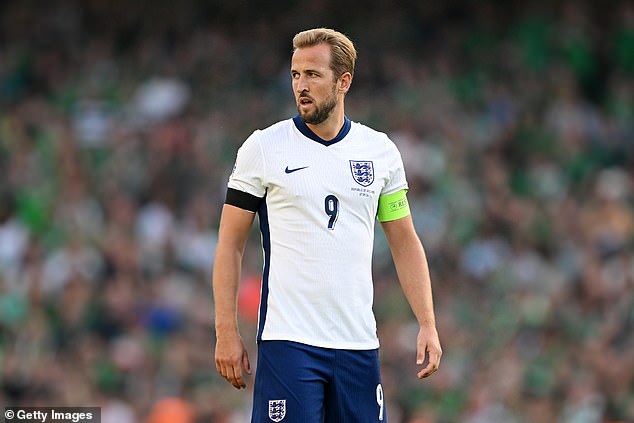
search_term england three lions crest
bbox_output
[269,399,286,422]
[350,160,374,187]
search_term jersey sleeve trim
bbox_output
[377,189,410,222]
[225,188,264,212]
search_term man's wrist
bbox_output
[418,318,437,329]
[215,321,240,338]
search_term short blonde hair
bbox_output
[292,28,357,79]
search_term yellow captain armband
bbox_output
[377,189,410,222]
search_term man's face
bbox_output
[291,43,339,125]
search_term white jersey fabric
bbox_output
[228,116,408,349]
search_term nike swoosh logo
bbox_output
[285,166,309,174]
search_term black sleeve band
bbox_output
[225,188,264,212]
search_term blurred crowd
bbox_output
[1,0,633,422]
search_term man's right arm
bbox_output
[213,203,257,389]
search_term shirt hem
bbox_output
[258,334,380,350]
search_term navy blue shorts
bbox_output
[251,341,386,423]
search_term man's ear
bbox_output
[338,72,352,93]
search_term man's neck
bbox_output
[306,108,346,141]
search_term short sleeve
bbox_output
[228,131,267,198]
[381,139,408,196]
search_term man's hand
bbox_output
[416,325,442,379]
[215,333,252,389]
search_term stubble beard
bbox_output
[298,91,338,125]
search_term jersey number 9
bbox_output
[324,195,339,230]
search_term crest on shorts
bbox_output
[269,399,286,422]
[350,160,374,187]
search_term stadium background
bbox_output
[1,0,633,422]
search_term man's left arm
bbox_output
[381,215,442,379]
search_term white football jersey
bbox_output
[228,116,408,349]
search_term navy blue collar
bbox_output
[292,115,351,146]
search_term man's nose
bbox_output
[296,75,309,92]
